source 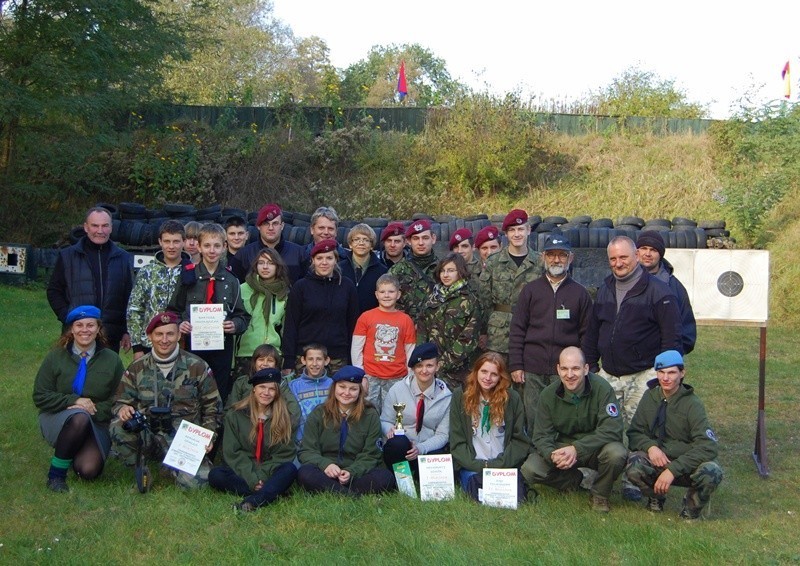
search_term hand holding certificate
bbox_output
[163,420,215,476]
[190,304,225,350]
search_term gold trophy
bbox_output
[393,402,406,436]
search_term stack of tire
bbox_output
[70,203,724,252]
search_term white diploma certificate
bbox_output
[481,468,518,509]
[190,304,225,351]
[418,454,455,501]
[163,420,214,476]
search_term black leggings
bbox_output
[54,412,104,480]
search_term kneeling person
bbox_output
[381,343,452,475]
[521,346,627,513]
[110,312,222,488]
[626,350,723,519]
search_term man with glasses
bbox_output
[508,235,592,430]
[235,204,305,284]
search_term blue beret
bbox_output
[332,365,365,383]
[408,342,439,367]
[65,305,101,325]
[654,350,684,370]
[249,367,282,386]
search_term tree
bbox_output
[590,67,708,119]
[0,0,194,171]
[340,44,465,107]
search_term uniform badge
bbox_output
[606,403,619,417]
[413,223,423,232]
[706,429,718,442]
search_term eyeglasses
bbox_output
[262,220,282,228]
[257,260,276,267]
[351,237,372,245]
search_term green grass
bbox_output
[1,286,799,564]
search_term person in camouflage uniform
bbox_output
[625,350,723,519]
[389,220,438,325]
[110,312,222,489]
[127,220,190,360]
[478,209,542,356]
[416,253,480,390]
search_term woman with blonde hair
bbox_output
[449,351,529,503]
[208,368,297,512]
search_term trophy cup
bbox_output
[393,403,406,436]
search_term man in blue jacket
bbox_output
[47,207,133,352]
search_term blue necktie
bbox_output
[338,416,349,464]
[72,352,88,395]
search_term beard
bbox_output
[546,265,567,277]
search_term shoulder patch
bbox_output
[705,429,718,442]
[606,403,619,417]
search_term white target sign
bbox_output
[663,249,769,323]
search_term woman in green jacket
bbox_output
[450,351,529,503]
[209,367,297,512]
[297,366,395,496]
[33,305,124,493]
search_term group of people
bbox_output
[33,203,722,519]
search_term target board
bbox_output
[663,249,769,323]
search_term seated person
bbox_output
[297,366,395,496]
[450,352,529,504]
[626,350,724,519]
[521,346,627,513]
[287,343,332,445]
[33,306,124,492]
[381,342,452,475]
[209,368,298,512]
[110,312,222,489]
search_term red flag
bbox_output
[783,61,791,99]
[397,61,408,100]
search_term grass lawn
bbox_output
[1,285,798,564]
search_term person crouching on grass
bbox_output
[450,351,529,504]
[209,368,298,512]
[297,366,396,496]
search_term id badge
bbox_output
[556,308,570,320]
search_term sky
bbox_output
[271,0,797,119]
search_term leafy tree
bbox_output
[590,66,708,118]
[340,44,465,107]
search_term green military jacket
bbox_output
[532,372,624,461]
[478,247,542,353]
[112,348,222,437]
[298,404,384,479]
[417,280,480,379]
[628,380,719,477]
[225,373,302,429]
[222,406,297,489]
[449,388,530,473]
[389,252,438,323]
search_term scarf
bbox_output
[430,279,467,305]
[245,272,288,330]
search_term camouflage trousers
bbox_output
[598,368,655,427]
[520,372,559,434]
[109,420,211,489]
[521,442,628,498]
[625,451,723,513]
[364,375,405,409]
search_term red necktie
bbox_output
[205,277,215,304]
[415,395,425,434]
[255,419,264,463]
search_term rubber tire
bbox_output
[589,218,613,229]
[535,222,557,233]
[542,215,568,225]
[363,217,389,228]
[699,220,726,230]
[464,214,489,221]
[164,203,197,216]
[645,218,671,228]
[672,217,697,227]
[96,202,119,219]
[570,215,593,225]
[136,464,151,494]
[641,224,670,232]
[618,216,645,228]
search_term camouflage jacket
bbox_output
[389,252,439,324]
[417,280,480,378]
[127,251,190,351]
[112,348,222,439]
[478,247,542,353]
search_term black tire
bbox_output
[542,215,568,225]
[645,218,671,228]
[535,222,557,233]
[641,224,670,232]
[666,231,677,248]
[111,219,122,242]
[197,204,222,215]
[694,228,707,248]
[699,220,726,230]
[588,228,601,248]
[559,222,582,231]
[618,216,645,228]
[615,224,640,232]
[529,214,543,225]
[293,219,310,227]
[119,202,147,216]
[589,218,613,229]
[363,217,389,228]
[464,214,489,221]
[570,215,593,225]
[164,203,197,216]
[673,224,696,232]
[95,202,119,219]
[336,226,348,244]
[705,228,727,237]
[489,214,506,223]
[135,464,151,494]
[222,207,247,218]
[561,228,580,248]
[69,226,84,244]
[439,221,450,243]
[577,227,590,248]
[412,212,435,221]
[672,216,697,227]
[248,225,260,243]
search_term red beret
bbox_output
[502,209,528,231]
[146,311,181,335]
[381,222,406,242]
[405,219,432,238]
[475,226,500,248]
[256,204,282,226]
[310,238,339,257]
[449,228,473,250]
